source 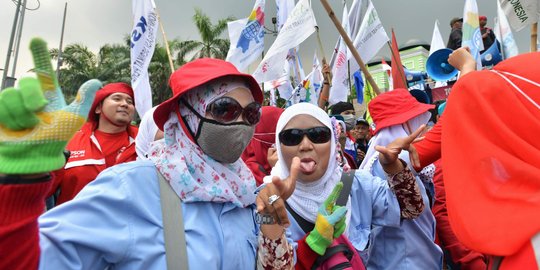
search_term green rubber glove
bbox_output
[306,182,348,255]
[0,38,102,174]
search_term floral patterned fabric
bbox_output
[387,160,425,219]
[257,231,294,270]
[148,78,257,207]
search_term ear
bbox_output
[95,103,102,114]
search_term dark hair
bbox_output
[330,102,354,115]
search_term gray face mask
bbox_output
[195,118,255,163]
[342,114,356,131]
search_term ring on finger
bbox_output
[268,194,280,205]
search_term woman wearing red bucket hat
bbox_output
[0,58,295,269]
[358,88,443,269]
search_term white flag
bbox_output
[329,6,351,106]
[252,0,317,83]
[429,20,445,55]
[498,0,539,31]
[350,0,389,73]
[495,1,519,58]
[276,0,295,31]
[226,0,265,72]
[131,0,158,118]
[462,0,483,70]
[348,0,365,41]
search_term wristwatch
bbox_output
[255,213,276,225]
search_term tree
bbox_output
[173,8,234,61]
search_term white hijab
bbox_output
[135,106,159,160]
[270,103,343,223]
[359,111,431,171]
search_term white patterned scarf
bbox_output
[148,78,256,207]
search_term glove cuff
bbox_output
[306,229,333,255]
[0,141,67,174]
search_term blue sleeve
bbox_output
[347,170,401,251]
[37,163,156,270]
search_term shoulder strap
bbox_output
[336,170,354,206]
[157,171,189,270]
[285,202,315,233]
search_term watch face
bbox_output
[255,213,275,224]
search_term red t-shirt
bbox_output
[94,130,130,167]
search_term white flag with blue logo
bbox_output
[462,0,483,70]
[495,0,519,58]
[226,0,265,72]
[131,0,158,118]
[252,0,317,83]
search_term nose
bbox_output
[298,135,314,151]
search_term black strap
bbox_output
[336,170,354,207]
[285,202,315,233]
[286,170,356,234]
[311,244,353,270]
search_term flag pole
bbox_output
[315,26,332,84]
[154,8,175,73]
[531,22,538,52]
[319,0,381,96]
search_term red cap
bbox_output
[368,88,434,134]
[153,58,263,130]
[479,15,487,21]
[88,82,134,123]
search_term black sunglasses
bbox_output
[279,127,332,146]
[206,96,261,125]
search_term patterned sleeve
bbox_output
[387,159,425,219]
[257,230,294,270]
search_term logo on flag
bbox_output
[237,7,265,53]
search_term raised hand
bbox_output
[0,38,102,174]
[256,157,300,227]
[375,125,425,175]
[306,182,348,255]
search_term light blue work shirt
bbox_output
[38,161,258,270]
[286,170,401,259]
[366,154,443,270]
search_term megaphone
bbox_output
[404,68,428,84]
[426,48,458,81]
[481,41,502,67]
[409,89,432,104]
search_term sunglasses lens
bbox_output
[243,102,262,125]
[307,127,332,143]
[279,129,304,146]
[209,97,242,123]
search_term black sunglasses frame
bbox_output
[206,96,261,125]
[279,126,332,146]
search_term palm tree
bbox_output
[173,8,234,62]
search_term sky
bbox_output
[0,0,534,80]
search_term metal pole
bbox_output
[10,0,28,78]
[2,0,23,89]
[57,3,68,74]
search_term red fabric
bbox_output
[498,242,538,270]
[431,160,487,269]
[413,118,442,171]
[241,106,283,186]
[154,58,264,131]
[88,82,134,123]
[368,88,434,134]
[443,52,540,256]
[0,180,52,270]
[49,122,138,205]
[295,235,319,270]
[94,129,130,167]
[343,152,358,170]
[390,29,408,90]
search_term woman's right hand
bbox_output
[256,157,300,228]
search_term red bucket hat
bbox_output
[368,88,434,134]
[88,82,134,123]
[153,58,263,130]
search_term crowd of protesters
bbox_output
[1,13,540,269]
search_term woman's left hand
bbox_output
[256,157,300,227]
[375,125,425,175]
